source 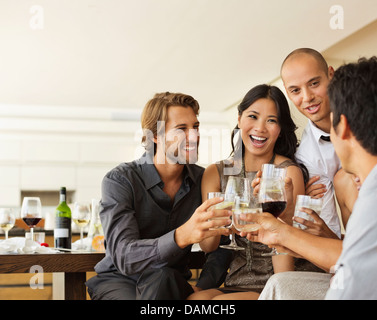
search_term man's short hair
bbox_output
[140,92,200,153]
[281,48,329,76]
[328,56,377,155]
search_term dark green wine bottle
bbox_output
[54,187,72,249]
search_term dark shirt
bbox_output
[94,156,205,281]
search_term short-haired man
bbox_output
[86,92,232,300]
[281,48,342,238]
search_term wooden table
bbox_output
[0,251,206,300]
[0,252,105,300]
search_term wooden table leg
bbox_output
[65,272,86,300]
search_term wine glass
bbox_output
[72,202,91,250]
[21,197,42,242]
[233,194,262,233]
[293,195,323,230]
[0,208,16,240]
[258,164,287,256]
[220,176,251,251]
[207,192,234,230]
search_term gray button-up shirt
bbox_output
[326,164,377,299]
[94,156,204,280]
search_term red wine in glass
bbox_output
[22,217,42,227]
[21,197,42,242]
[262,201,287,218]
[259,164,287,256]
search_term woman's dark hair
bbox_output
[231,84,309,182]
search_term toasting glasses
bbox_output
[219,176,253,251]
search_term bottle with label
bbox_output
[54,187,72,249]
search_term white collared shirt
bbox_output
[295,120,342,238]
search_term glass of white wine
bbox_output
[0,208,16,240]
[207,192,234,230]
[233,194,262,233]
[72,202,91,250]
[220,176,252,251]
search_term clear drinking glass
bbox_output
[72,202,91,250]
[207,192,234,230]
[293,195,323,230]
[0,208,16,240]
[220,176,252,251]
[21,197,42,243]
[233,194,262,233]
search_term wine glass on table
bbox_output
[220,176,251,251]
[21,197,42,243]
[72,202,91,250]
[258,164,287,256]
[0,208,16,240]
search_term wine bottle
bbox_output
[54,187,72,249]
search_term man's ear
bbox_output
[337,114,351,140]
[328,66,335,80]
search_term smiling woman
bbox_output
[239,98,281,152]
[232,84,301,167]
[188,84,309,300]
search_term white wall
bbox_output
[0,104,233,208]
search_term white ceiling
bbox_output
[0,0,376,114]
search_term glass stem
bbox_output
[230,232,236,244]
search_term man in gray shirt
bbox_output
[325,56,377,299]
[86,92,232,300]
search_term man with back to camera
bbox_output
[86,92,232,300]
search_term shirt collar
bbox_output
[138,160,162,190]
[358,164,377,198]
[136,154,197,190]
[308,120,330,142]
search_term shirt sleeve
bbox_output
[100,171,186,276]
[326,189,377,300]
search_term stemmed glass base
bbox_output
[261,247,287,256]
[76,227,86,250]
[220,232,245,251]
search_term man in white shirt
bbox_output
[281,48,341,238]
